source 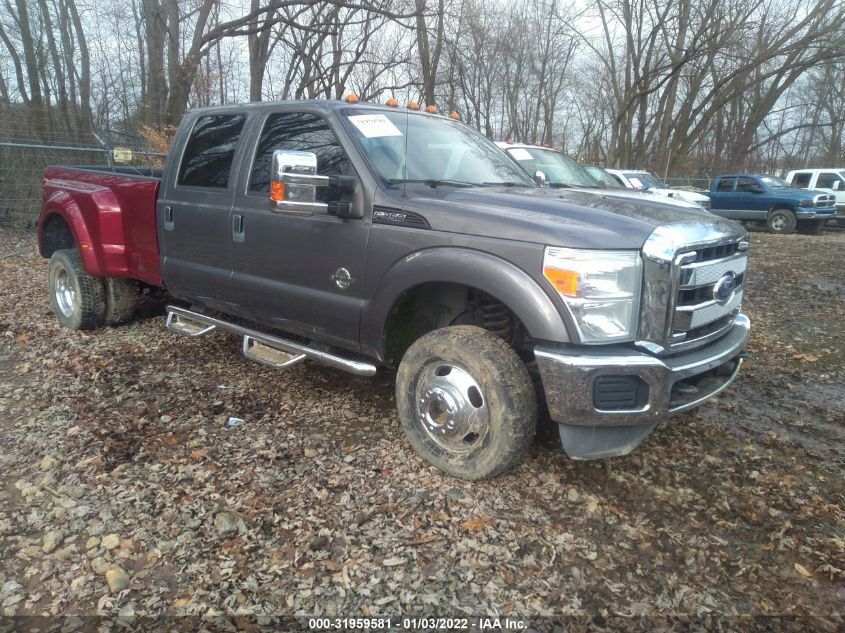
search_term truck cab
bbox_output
[785,168,845,225]
[38,99,751,480]
[708,174,836,234]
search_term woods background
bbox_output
[1,0,845,220]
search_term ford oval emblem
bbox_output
[712,272,737,304]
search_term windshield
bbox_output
[759,175,792,189]
[584,166,622,188]
[341,109,533,187]
[624,172,667,189]
[505,147,599,188]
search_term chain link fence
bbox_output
[663,176,713,192]
[0,106,166,229]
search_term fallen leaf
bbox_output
[794,563,813,577]
[459,515,495,532]
[791,353,818,362]
[406,534,440,546]
[190,448,209,459]
[382,557,405,567]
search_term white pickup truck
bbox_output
[785,168,845,225]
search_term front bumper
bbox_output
[796,208,836,219]
[535,314,750,459]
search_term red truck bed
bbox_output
[39,166,162,285]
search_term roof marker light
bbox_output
[449,111,461,120]
[407,101,420,110]
[385,98,399,107]
[344,94,359,103]
[425,105,437,113]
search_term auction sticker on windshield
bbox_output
[347,114,403,138]
[508,148,533,161]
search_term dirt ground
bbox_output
[0,226,843,628]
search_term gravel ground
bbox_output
[0,227,843,628]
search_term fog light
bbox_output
[593,375,649,410]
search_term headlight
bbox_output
[799,199,812,207]
[543,247,642,343]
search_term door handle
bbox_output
[232,214,245,242]
[163,205,174,231]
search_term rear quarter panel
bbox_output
[39,167,162,285]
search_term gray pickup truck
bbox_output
[39,99,751,479]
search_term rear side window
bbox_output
[250,112,353,201]
[178,114,246,188]
[791,172,812,188]
[717,177,735,191]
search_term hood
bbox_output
[650,188,710,204]
[594,187,703,209]
[401,185,742,250]
[770,187,822,201]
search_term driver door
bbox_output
[229,110,368,351]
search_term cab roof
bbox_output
[185,99,456,121]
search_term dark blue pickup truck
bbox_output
[708,174,836,234]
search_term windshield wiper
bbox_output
[389,178,473,188]
[481,181,526,187]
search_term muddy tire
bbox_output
[797,219,826,235]
[766,208,796,234]
[395,325,537,480]
[104,277,140,325]
[48,249,105,330]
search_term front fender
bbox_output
[360,247,572,360]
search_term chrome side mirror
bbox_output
[534,170,548,187]
[833,180,841,191]
[270,150,330,214]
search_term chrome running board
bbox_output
[166,310,216,338]
[242,336,306,369]
[165,305,377,376]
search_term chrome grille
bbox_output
[668,240,747,351]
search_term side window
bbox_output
[736,177,756,192]
[250,112,353,202]
[792,172,812,188]
[178,114,246,188]
[717,177,735,191]
[816,172,840,189]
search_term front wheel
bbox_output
[395,325,537,480]
[766,208,797,234]
[48,249,106,330]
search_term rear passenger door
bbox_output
[711,177,737,215]
[229,110,368,351]
[159,113,248,309]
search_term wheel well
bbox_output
[40,213,76,257]
[383,282,528,366]
[769,205,794,214]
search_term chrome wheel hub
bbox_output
[416,363,489,454]
[772,216,785,230]
[54,269,76,317]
